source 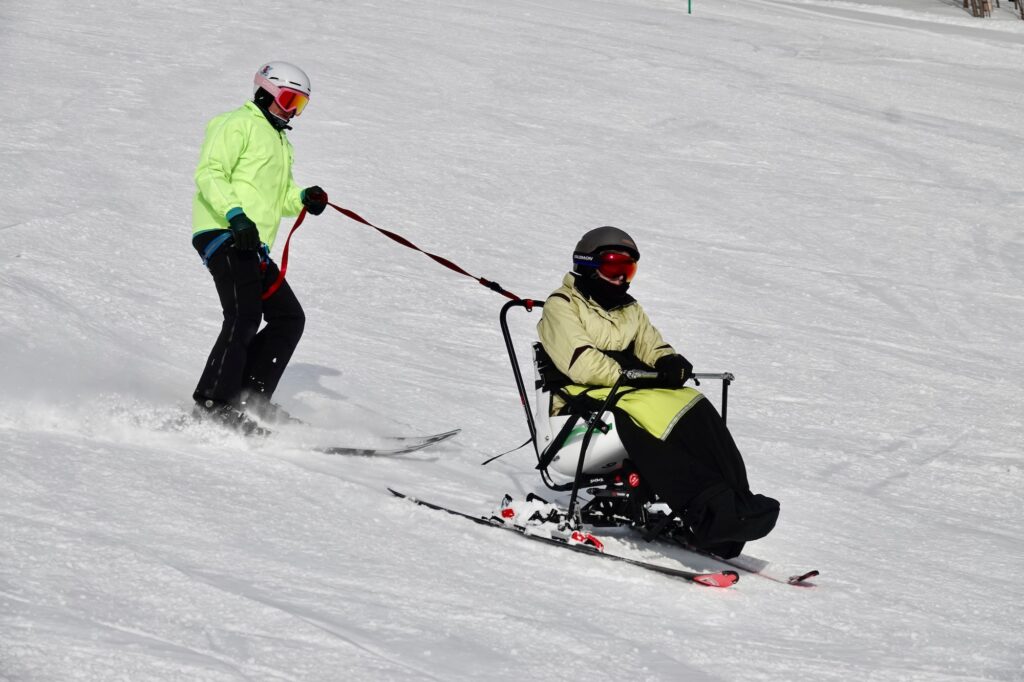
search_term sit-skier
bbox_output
[537,226,780,558]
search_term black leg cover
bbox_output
[613,398,779,558]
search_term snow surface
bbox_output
[2,0,1023,679]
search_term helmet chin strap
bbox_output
[253,90,292,130]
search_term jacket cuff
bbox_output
[225,207,244,221]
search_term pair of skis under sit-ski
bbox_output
[389,489,740,588]
[678,543,819,587]
[599,517,818,587]
[316,429,461,456]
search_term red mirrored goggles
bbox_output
[256,74,310,116]
[274,87,309,116]
[574,251,639,282]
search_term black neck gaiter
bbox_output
[574,273,633,311]
[254,99,292,131]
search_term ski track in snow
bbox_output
[2,0,1023,679]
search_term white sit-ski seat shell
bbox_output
[532,344,630,478]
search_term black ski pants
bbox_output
[192,231,305,405]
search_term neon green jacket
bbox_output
[192,102,304,249]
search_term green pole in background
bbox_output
[688,0,692,14]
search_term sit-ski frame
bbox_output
[499,299,735,520]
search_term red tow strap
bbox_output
[260,207,307,301]
[262,201,522,302]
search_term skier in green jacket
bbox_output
[191,61,329,433]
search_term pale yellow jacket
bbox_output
[537,273,704,439]
[537,272,677,386]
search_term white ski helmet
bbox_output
[253,61,311,115]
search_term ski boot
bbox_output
[238,390,303,426]
[193,399,269,437]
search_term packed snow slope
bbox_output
[2,0,1023,679]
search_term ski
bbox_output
[700,548,819,585]
[388,488,739,588]
[558,501,818,587]
[386,429,462,444]
[664,538,819,587]
[584,502,819,587]
[317,429,460,457]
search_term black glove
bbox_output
[227,212,260,251]
[654,354,694,388]
[302,186,328,216]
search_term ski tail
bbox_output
[318,429,460,457]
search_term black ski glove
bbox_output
[302,186,328,215]
[654,354,694,388]
[228,212,260,251]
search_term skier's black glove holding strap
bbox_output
[624,354,694,389]
[228,212,260,251]
[653,354,694,388]
[302,186,328,215]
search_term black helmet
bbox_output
[572,226,639,274]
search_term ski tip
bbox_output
[787,569,820,586]
[693,570,740,588]
[424,428,461,439]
